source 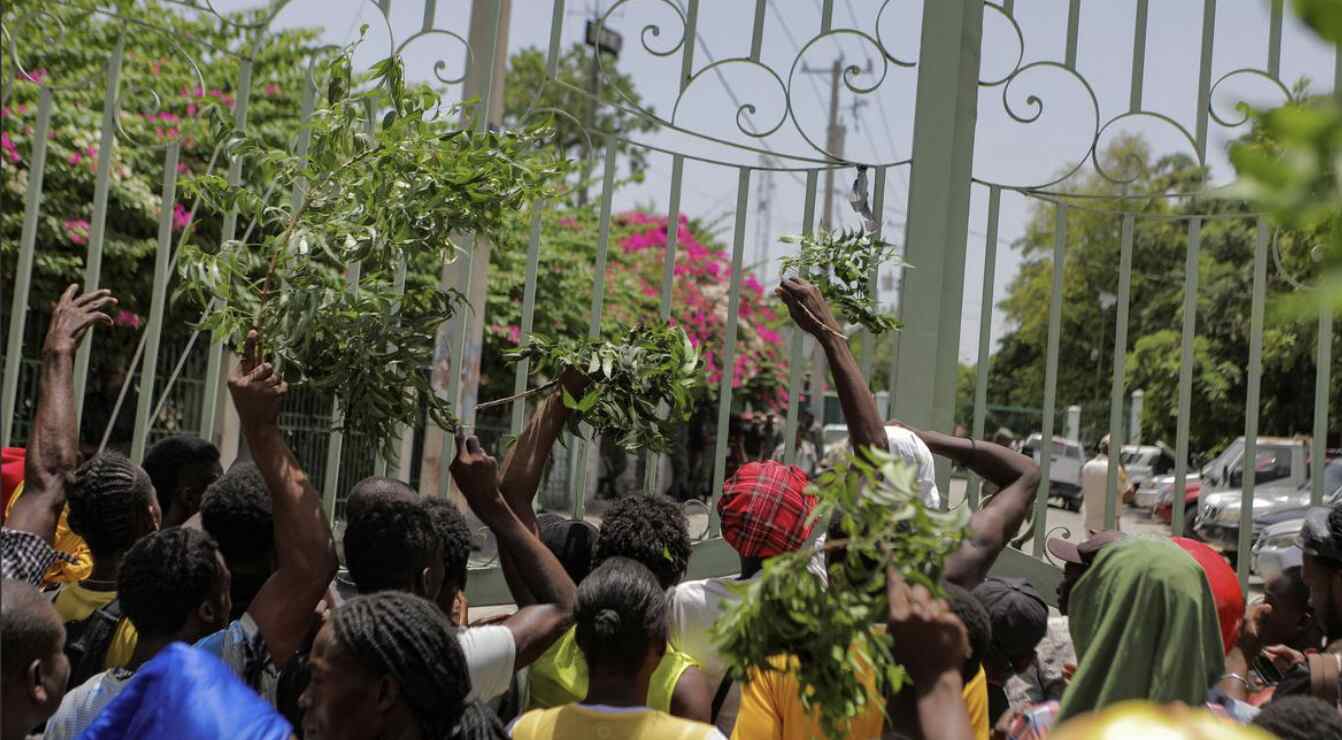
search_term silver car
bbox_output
[1207,459,1342,567]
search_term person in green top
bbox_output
[1057,536,1225,722]
[494,371,713,723]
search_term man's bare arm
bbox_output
[9,286,114,541]
[231,332,338,665]
[910,428,1039,589]
[775,279,887,455]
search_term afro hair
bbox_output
[344,497,440,594]
[1254,695,1342,740]
[200,462,273,565]
[944,581,993,682]
[118,528,224,638]
[594,495,691,589]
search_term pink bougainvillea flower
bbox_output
[18,68,47,84]
[67,150,83,166]
[757,327,782,345]
[172,203,193,231]
[64,218,90,246]
[186,103,197,117]
[1,132,21,164]
[114,310,142,330]
[176,161,189,175]
[264,82,281,96]
[557,217,579,230]
[150,60,162,77]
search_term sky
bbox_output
[214,0,1337,365]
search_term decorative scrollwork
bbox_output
[1090,111,1200,187]
[1208,68,1295,129]
[395,29,473,86]
[1040,525,1074,568]
[978,2,1025,87]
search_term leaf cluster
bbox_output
[507,324,701,453]
[177,37,567,450]
[778,229,906,335]
[711,447,967,737]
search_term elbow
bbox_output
[1020,464,1042,494]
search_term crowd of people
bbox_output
[3,280,1342,740]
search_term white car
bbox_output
[1022,433,1086,511]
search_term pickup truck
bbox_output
[1021,433,1086,511]
[1191,436,1313,558]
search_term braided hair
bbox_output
[573,556,669,676]
[118,528,226,639]
[420,497,471,595]
[66,451,156,558]
[328,592,470,739]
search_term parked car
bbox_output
[1021,433,1086,511]
[1198,436,1309,498]
[1251,517,1304,581]
[1195,457,1342,560]
[1152,474,1202,534]
[1123,444,1176,505]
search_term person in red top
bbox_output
[1,448,24,516]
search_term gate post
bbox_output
[1129,389,1144,446]
[1065,405,1081,442]
[892,0,985,491]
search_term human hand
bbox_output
[1262,644,1306,673]
[558,365,591,398]
[775,278,844,340]
[43,284,116,356]
[227,330,287,430]
[1237,600,1272,655]
[449,432,508,522]
[887,567,970,688]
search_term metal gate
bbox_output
[2,0,1336,605]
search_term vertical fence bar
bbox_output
[377,256,410,477]
[73,36,125,426]
[1064,0,1081,69]
[1238,221,1270,589]
[967,185,1001,510]
[1316,46,1342,505]
[1103,211,1135,530]
[1267,0,1283,79]
[130,143,181,463]
[571,139,619,520]
[859,168,886,384]
[642,155,685,496]
[509,201,547,437]
[709,168,753,536]
[1129,0,1148,112]
[1032,206,1066,556]
[783,172,820,466]
[750,0,767,61]
[1174,0,1217,537]
[322,262,361,519]
[2,87,52,449]
[546,0,567,74]
[200,59,254,443]
[1172,218,1202,537]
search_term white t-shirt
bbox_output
[454,624,517,701]
[885,425,941,509]
[43,669,133,740]
[669,573,758,689]
[1081,456,1120,535]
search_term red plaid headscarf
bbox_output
[717,460,815,559]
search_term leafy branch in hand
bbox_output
[711,447,967,737]
[504,324,701,453]
[175,35,567,452]
[778,229,907,335]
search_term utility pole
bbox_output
[419,0,512,502]
[753,154,775,285]
[578,10,622,206]
[808,58,846,230]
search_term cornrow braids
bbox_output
[66,451,156,558]
[330,591,471,739]
[420,497,471,594]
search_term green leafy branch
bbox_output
[711,447,967,737]
[502,324,702,453]
[778,229,906,335]
[176,34,567,451]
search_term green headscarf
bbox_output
[1057,536,1225,721]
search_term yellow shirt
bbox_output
[528,627,700,713]
[52,582,139,670]
[3,482,93,584]
[732,652,990,740]
[512,704,721,740]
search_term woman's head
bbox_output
[299,592,469,740]
[1057,537,1225,722]
[574,557,669,679]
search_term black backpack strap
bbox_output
[64,599,124,687]
[711,673,734,723]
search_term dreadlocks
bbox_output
[65,451,157,558]
[329,591,470,739]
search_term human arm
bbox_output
[230,332,338,665]
[494,370,587,606]
[451,432,577,667]
[885,568,976,740]
[8,286,114,541]
[906,426,1040,589]
[670,665,714,723]
[775,279,886,456]
[1216,601,1271,701]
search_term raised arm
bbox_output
[452,432,577,667]
[886,568,976,740]
[9,285,114,541]
[494,369,588,606]
[775,279,887,455]
[910,427,1040,589]
[229,331,338,664]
